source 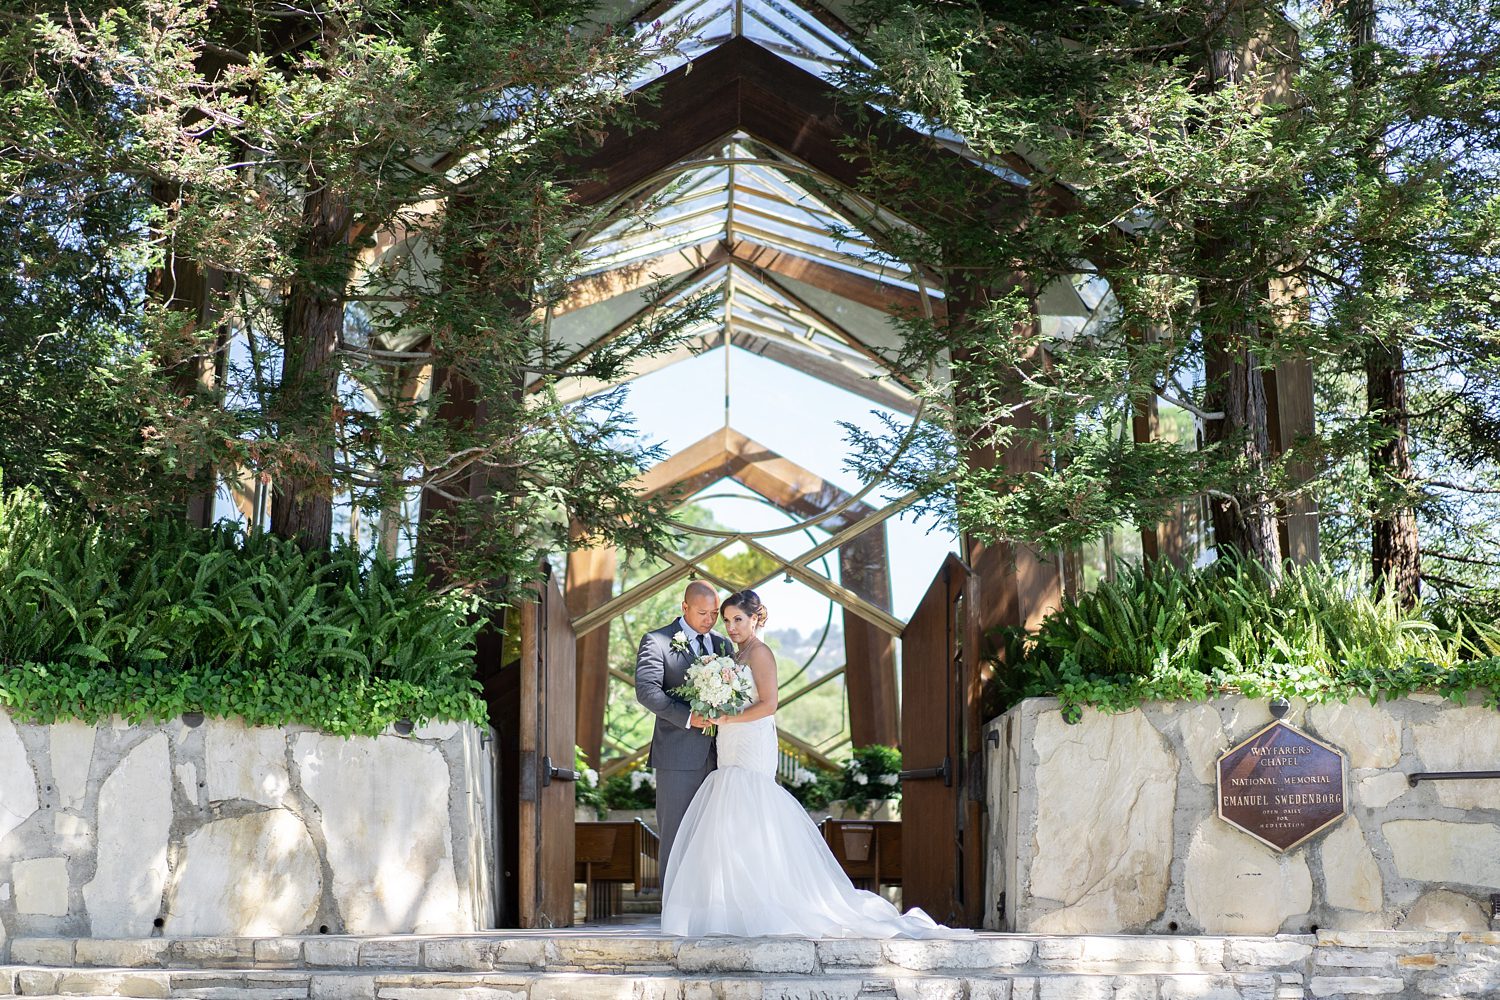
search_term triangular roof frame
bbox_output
[636,425,873,533]
[567,36,1034,216]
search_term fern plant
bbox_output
[989,556,1500,720]
[0,486,486,734]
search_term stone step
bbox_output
[0,964,1298,1000]
[5,933,1293,977]
[5,930,1496,999]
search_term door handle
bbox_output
[898,757,952,786]
[542,755,580,786]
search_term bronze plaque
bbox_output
[1217,720,1346,851]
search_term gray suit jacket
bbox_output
[636,622,731,770]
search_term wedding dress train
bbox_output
[660,712,967,938]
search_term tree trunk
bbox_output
[146,180,224,528]
[270,175,352,553]
[1198,18,1283,577]
[1346,0,1421,605]
[1368,338,1420,604]
[1202,331,1283,571]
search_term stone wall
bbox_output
[987,694,1500,935]
[0,712,495,939]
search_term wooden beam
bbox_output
[570,537,737,637]
[547,332,721,405]
[538,258,725,384]
[726,329,917,415]
[634,426,875,532]
[840,525,899,748]
[567,534,617,768]
[790,488,925,570]
[724,430,874,531]
[729,240,943,322]
[551,240,727,317]
[950,278,1063,639]
[740,538,905,636]
[565,37,1029,229]
[636,427,738,501]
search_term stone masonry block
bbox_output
[1226,939,1314,970]
[420,940,489,972]
[254,938,306,966]
[75,937,171,967]
[358,940,423,968]
[56,970,171,998]
[1308,976,1403,996]
[675,939,816,974]
[8,937,75,965]
[310,974,378,1000]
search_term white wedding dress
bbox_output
[660,657,967,938]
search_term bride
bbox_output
[660,589,967,938]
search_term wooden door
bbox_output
[899,554,984,927]
[517,564,578,927]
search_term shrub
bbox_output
[601,761,656,810]
[575,746,606,817]
[987,556,1500,721]
[780,758,838,809]
[0,486,487,735]
[840,744,902,812]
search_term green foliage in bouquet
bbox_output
[0,486,486,735]
[987,557,1500,723]
[839,744,902,813]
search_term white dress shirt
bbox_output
[676,616,718,726]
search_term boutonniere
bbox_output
[671,630,690,654]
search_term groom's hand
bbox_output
[689,711,712,729]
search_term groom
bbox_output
[635,580,731,873]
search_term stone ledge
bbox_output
[0,967,1320,1000]
[4,930,1497,999]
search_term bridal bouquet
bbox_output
[671,654,755,737]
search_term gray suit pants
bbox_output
[655,749,716,878]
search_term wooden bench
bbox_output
[574,819,659,921]
[821,818,902,892]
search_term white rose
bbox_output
[675,630,688,644]
[853,773,868,785]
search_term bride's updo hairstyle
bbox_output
[722,589,769,628]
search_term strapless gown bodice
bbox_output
[714,714,777,772]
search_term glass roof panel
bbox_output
[634,0,866,86]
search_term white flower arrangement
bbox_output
[629,769,656,791]
[840,745,903,811]
[790,766,817,788]
[582,767,599,788]
[670,654,756,736]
